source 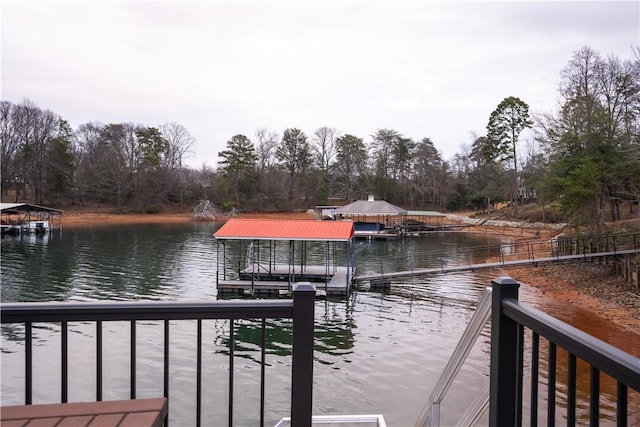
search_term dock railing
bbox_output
[416,276,640,427]
[4,277,640,426]
[355,231,640,283]
[490,276,640,426]
[0,283,317,427]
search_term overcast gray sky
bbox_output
[2,1,638,168]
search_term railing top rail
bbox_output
[0,299,295,323]
[502,298,640,391]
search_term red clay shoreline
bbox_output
[61,210,317,226]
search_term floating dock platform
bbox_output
[217,265,351,296]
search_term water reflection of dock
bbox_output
[213,308,356,361]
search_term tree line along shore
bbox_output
[2,46,639,236]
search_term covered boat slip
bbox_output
[404,210,446,232]
[0,203,63,234]
[214,219,355,296]
[333,197,446,238]
[333,197,407,239]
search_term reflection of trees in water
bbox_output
[0,321,69,348]
[213,319,293,360]
[315,297,356,364]
[1,324,25,346]
[1,233,76,302]
[1,224,202,303]
[212,299,357,365]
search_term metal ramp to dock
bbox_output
[354,232,640,286]
[355,248,640,284]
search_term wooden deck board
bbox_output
[0,398,167,427]
[58,415,94,427]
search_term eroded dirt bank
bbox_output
[505,263,640,336]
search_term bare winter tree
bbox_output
[312,126,339,172]
[0,101,19,199]
[255,127,279,172]
[253,128,280,209]
[72,122,105,204]
[160,122,195,170]
[12,100,60,203]
[159,122,196,208]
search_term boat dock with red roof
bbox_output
[213,219,355,296]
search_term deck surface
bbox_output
[0,398,167,427]
[241,263,347,276]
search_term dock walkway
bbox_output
[354,248,640,284]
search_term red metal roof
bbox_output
[213,219,354,241]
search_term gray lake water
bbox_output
[1,222,633,425]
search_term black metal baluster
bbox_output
[489,277,520,426]
[568,354,577,426]
[291,284,315,427]
[548,342,556,427]
[531,332,539,426]
[25,321,32,405]
[260,318,266,427]
[96,321,103,401]
[196,319,202,427]
[516,324,524,426]
[229,319,234,427]
[131,320,136,399]
[164,319,170,427]
[61,320,68,403]
[590,366,600,427]
[617,382,627,427]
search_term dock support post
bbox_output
[291,282,316,427]
[489,277,521,427]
